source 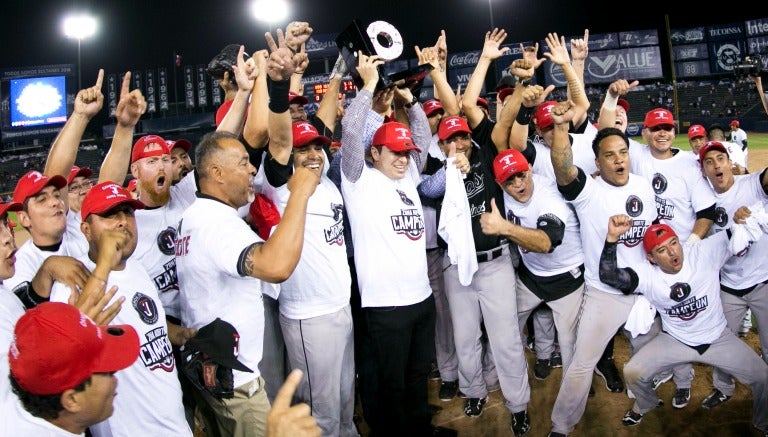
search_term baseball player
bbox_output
[598,217,768,434]
[699,141,768,410]
[258,114,357,436]
[728,119,748,163]
[480,149,585,381]
[547,101,659,437]
[176,131,318,437]
[686,124,708,157]
[48,181,192,437]
[167,138,194,185]
[340,52,437,435]
[707,123,747,173]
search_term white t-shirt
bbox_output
[177,197,265,389]
[568,173,657,295]
[50,258,191,437]
[503,174,583,276]
[530,128,599,182]
[730,128,747,149]
[342,161,432,308]
[2,400,83,436]
[263,176,351,319]
[634,232,731,346]
[721,140,747,168]
[707,172,768,290]
[133,172,197,320]
[65,210,89,258]
[5,233,85,292]
[630,146,716,240]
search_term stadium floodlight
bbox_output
[62,13,98,89]
[250,0,289,28]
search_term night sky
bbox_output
[2,1,762,88]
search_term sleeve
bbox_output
[407,103,432,173]
[418,166,447,199]
[340,90,375,183]
[598,241,639,294]
[536,213,566,252]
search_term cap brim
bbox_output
[172,140,193,152]
[92,324,140,373]
[89,199,146,218]
[69,168,93,184]
[0,202,23,217]
[48,175,68,190]
[294,134,332,148]
[290,96,309,105]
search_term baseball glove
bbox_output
[180,344,235,399]
[206,44,250,83]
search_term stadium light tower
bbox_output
[250,0,289,33]
[62,13,97,90]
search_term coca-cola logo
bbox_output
[449,51,481,67]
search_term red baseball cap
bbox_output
[438,116,472,141]
[698,141,729,164]
[126,179,138,193]
[617,99,630,113]
[81,181,145,220]
[289,92,309,105]
[493,149,530,184]
[643,223,677,254]
[166,139,192,152]
[477,97,490,111]
[644,108,674,128]
[687,124,706,140]
[498,87,515,102]
[292,121,331,147]
[730,120,739,127]
[12,171,68,204]
[131,135,169,164]
[0,200,22,219]
[533,101,557,129]
[423,99,444,117]
[372,122,421,153]
[9,302,139,395]
[67,166,93,185]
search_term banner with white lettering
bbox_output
[585,32,620,51]
[196,65,207,108]
[670,27,707,45]
[672,44,709,61]
[183,65,195,109]
[707,22,745,42]
[448,66,482,92]
[107,73,117,117]
[211,78,222,106]
[145,70,156,114]
[305,34,339,59]
[708,40,747,74]
[448,51,481,70]
[745,17,768,37]
[619,29,659,47]
[747,36,768,56]
[543,46,663,86]
[675,60,711,78]
[158,68,169,111]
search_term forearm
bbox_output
[691,217,714,239]
[562,62,590,128]
[289,72,303,95]
[243,75,270,149]
[407,104,431,170]
[44,113,91,177]
[461,58,491,127]
[98,124,133,184]
[504,225,552,253]
[599,241,638,294]
[431,70,459,115]
[491,89,525,152]
[315,76,342,132]
[217,89,251,136]
[551,125,578,185]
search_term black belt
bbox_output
[476,244,506,263]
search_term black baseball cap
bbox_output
[186,318,253,372]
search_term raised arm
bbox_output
[98,72,147,184]
[491,59,533,152]
[429,30,460,116]
[550,100,579,185]
[44,70,104,179]
[265,28,303,165]
[543,33,590,129]
[568,29,589,104]
[599,214,639,294]
[508,84,554,151]
[216,45,256,136]
[340,53,383,182]
[598,79,639,130]
[313,55,347,135]
[462,28,510,128]
[243,50,270,149]
[480,198,553,253]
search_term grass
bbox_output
[633,131,768,152]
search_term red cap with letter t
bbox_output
[68,165,93,185]
[292,121,331,147]
[438,116,472,141]
[493,149,530,184]
[687,124,706,140]
[730,120,739,128]
[9,302,139,395]
[372,122,421,152]
[533,101,556,129]
[131,135,169,163]
[12,171,68,204]
[644,108,674,128]
[643,223,677,254]
[423,99,444,117]
[81,182,145,220]
[698,141,729,165]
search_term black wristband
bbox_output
[268,79,291,113]
[13,281,49,310]
[516,106,534,125]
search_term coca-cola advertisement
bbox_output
[448,51,481,69]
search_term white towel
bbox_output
[729,202,768,255]
[625,295,656,338]
[438,157,478,286]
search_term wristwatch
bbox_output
[404,95,419,108]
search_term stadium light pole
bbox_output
[63,13,97,90]
[250,0,289,34]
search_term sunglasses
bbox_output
[649,125,674,132]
